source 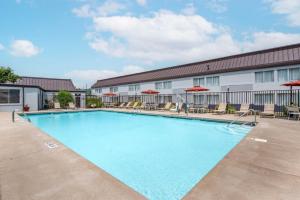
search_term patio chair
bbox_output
[118,102,126,108]
[170,102,183,113]
[68,102,76,109]
[158,102,172,111]
[130,102,140,109]
[236,104,250,116]
[125,101,133,109]
[54,102,61,109]
[260,104,275,118]
[286,106,300,120]
[138,102,147,110]
[213,103,227,114]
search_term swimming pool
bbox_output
[26,111,252,200]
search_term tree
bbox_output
[56,90,74,108]
[0,66,20,83]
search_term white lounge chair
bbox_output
[213,103,227,114]
[236,104,250,116]
[54,102,61,109]
[260,104,275,118]
[68,102,76,109]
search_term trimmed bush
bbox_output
[86,97,103,108]
[56,90,74,108]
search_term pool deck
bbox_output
[1,109,300,200]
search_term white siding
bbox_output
[93,64,300,96]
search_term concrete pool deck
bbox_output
[1,109,300,200]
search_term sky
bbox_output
[0,0,300,88]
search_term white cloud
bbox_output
[267,0,300,26]
[10,40,41,57]
[89,10,241,63]
[66,65,145,83]
[0,43,4,50]
[72,1,126,18]
[206,0,228,13]
[243,32,300,51]
[136,0,147,6]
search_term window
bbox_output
[155,81,172,90]
[206,76,219,86]
[109,87,118,92]
[254,94,274,105]
[0,89,20,104]
[289,67,300,81]
[95,88,102,93]
[278,69,288,82]
[128,84,140,91]
[163,81,172,89]
[193,78,205,86]
[255,71,274,83]
[155,82,163,90]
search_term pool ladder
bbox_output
[227,109,257,127]
[12,110,31,123]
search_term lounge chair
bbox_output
[132,102,140,109]
[286,106,300,120]
[119,102,126,108]
[260,104,275,118]
[54,102,61,109]
[213,103,227,114]
[159,102,172,111]
[128,102,139,109]
[138,102,147,110]
[125,101,133,109]
[68,102,76,109]
[170,102,183,113]
[236,104,250,116]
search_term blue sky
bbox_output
[0,0,300,88]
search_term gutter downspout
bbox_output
[22,87,25,112]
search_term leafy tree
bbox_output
[56,90,74,108]
[0,66,20,83]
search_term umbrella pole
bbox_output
[185,91,188,114]
[290,86,293,105]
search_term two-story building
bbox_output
[91,43,300,105]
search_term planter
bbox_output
[23,106,30,112]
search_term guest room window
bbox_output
[277,69,288,82]
[255,71,274,83]
[193,78,205,86]
[0,89,20,104]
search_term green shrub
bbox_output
[227,104,236,114]
[86,97,103,108]
[56,90,74,108]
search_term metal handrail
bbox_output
[228,109,257,127]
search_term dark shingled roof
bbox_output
[9,77,77,91]
[92,43,300,88]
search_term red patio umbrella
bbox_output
[141,89,160,94]
[103,92,117,96]
[185,86,209,92]
[141,89,160,104]
[281,80,300,105]
[184,86,209,113]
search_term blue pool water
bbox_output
[26,111,251,200]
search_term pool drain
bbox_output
[248,137,267,143]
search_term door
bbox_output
[75,94,81,108]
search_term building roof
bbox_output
[2,76,78,92]
[92,43,300,88]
